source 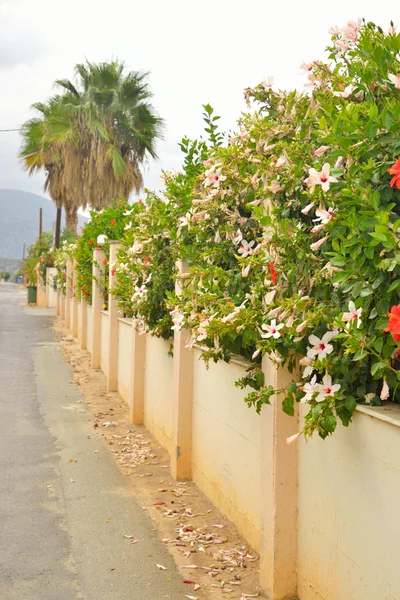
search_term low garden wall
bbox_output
[54,258,400,600]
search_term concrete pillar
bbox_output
[91,247,105,369]
[71,260,78,338]
[45,268,50,308]
[106,242,120,391]
[129,327,146,424]
[65,260,72,329]
[60,288,66,320]
[170,260,193,480]
[260,356,298,600]
[56,288,61,316]
[80,299,88,350]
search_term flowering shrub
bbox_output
[111,106,221,338]
[74,199,141,304]
[171,20,400,438]
[54,240,78,294]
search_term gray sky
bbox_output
[0,0,397,202]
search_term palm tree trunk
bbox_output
[55,207,62,248]
[65,206,78,234]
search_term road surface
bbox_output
[0,283,186,600]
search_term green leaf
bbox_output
[282,396,295,416]
[321,414,337,433]
[371,361,387,377]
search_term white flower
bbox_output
[252,348,261,359]
[97,234,108,245]
[124,221,132,231]
[334,84,355,98]
[276,155,286,168]
[342,301,362,328]
[123,209,133,216]
[315,374,341,402]
[171,311,185,332]
[129,241,143,255]
[307,330,337,360]
[299,356,314,379]
[238,240,255,257]
[314,146,329,157]
[301,375,319,402]
[203,166,226,188]
[380,380,390,400]
[261,319,284,339]
[388,73,400,89]
[233,229,243,245]
[132,285,147,300]
[242,264,251,278]
[262,76,274,89]
[314,207,336,224]
[305,163,338,192]
[195,326,208,341]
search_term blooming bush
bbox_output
[54,240,78,294]
[74,199,141,304]
[171,19,400,438]
[111,106,222,338]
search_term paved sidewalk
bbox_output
[0,283,187,600]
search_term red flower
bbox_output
[388,158,400,189]
[269,261,278,285]
[111,269,116,277]
[144,255,151,265]
[103,257,107,265]
[388,305,400,341]
[88,239,93,245]
[111,219,116,226]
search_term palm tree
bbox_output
[20,61,164,234]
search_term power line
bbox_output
[0,128,21,132]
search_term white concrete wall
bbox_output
[118,319,132,406]
[191,350,261,551]
[298,405,400,600]
[87,305,93,355]
[144,335,173,453]
[77,302,82,339]
[47,268,57,307]
[100,311,109,376]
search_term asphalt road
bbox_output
[0,283,187,600]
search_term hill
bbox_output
[0,189,87,259]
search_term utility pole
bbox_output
[22,243,26,261]
[39,208,43,241]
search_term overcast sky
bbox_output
[0,0,397,204]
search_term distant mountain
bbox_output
[0,189,88,259]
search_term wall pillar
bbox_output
[80,299,87,349]
[106,242,120,391]
[170,260,193,480]
[129,326,146,424]
[260,356,298,600]
[91,247,105,369]
[56,288,61,316]
[71,260,78,337]
[65,259,72,329]
[45,268,50,308]
[60,288,66,320]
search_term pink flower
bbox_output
[307,330,337,360]
[171,311,185,332]
[203,166,227,188]
[335,40,350,51]
[286,433,300,445]
[310,237,327,252]
[230,136,238,145]
[214,230,221,244]
[252,348,261,359]
[261,319,284,339]
[315,374,341,402]
[296,320,308,333]
[301,202,315,215]
[264,143,276,153]
[311,224,325,233]
[305,163,338,192]
[314,146,330,157]
[276,155,286,168]
[300,62,313,72]
[267,306,283,317]
[342,301,362,328]
[267,180,284,193]
[388,26,397,35]
[380,380,390,400]
[328,25,340,36]
[388,74,400,89]
[304,73,321,88]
